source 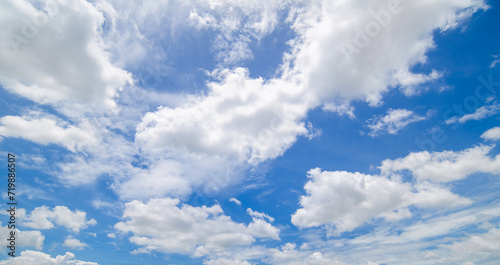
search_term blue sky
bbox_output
[1,0,500,264]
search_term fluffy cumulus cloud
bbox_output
[115,198,279,257]
[0,0,132,108]
[0,251,98,265]
[269,243,345,265]
[291,168,470,234]
[204,258,252,265]
[62,236,89,249]
[365,108,429,137]
[23,206,96,233]
[481,127,500,141]
[380,145,500,183]
[0,113,97,152]
[0,224,44,251]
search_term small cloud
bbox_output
[322,103,355,119]
[365,109,430,137]
[63,236,88,249]
[229,197,242,206]
[490,54,500,68]
[481,127,500,141]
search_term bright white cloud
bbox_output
[115,198,279,257]
[283,0,487,105]
[269,243,346,265]
[136,68,313,165]
[23,206,96,233]
[0,0,132,108]
[0,114,97,152]
[187,0,283,65]
[0,250,98,265]
[291,168,470,234]
[445,103,500,124]
[63,236,89,249]
[204,258,252,265]
[0,224,44,251]
[380,145,500,183]
[229,198,242,206]
[481,127,500,141]
[365,109,429,137]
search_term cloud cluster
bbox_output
[23,206,96,233]
[291,167,470,234]
[482,127,500,141]
[445,102,500,124]
[365,108,429,137]
[115,198,279,257]
[130,0,487,199]
[0,251,97,265]
[0,223,44,251]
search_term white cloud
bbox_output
[268,243,345,265]
[482,127,500,141]
[305,204,500,265]
[291,168,470,234]
[322,103,355,119]
[365,109,429,137]
[0,0,132,108]
[204,258,251,265]
[115,198,279,257]
[0,224,44,251]
[23,206,96,233]
[186,0,283,65]
[284,0,487,105]
[0,114,97,152]
[136,68,312,166]
[490,54,500,68]
[445,103,500,124]
[63,236,88,250]
[380,145,500,183]
[0,250,97,265]
[230,198,242,206]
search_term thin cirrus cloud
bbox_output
[445,102,500,124]
[132,0,487,199]
[365,108,430,137]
